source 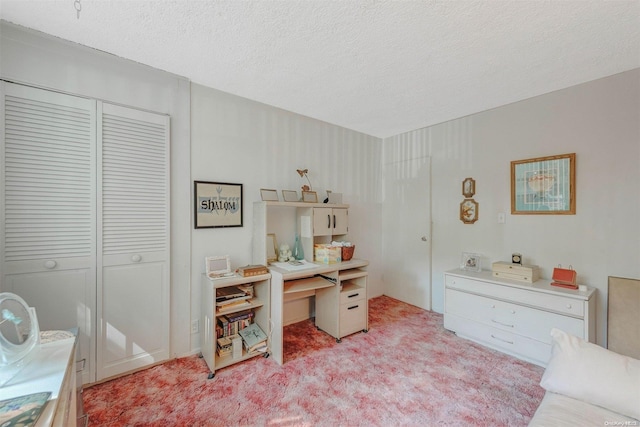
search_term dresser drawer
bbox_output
[446,313,551,366]
[446,275,584,317]
[340,283,365,304]
[446,289,585,343]
[339,301,366,336]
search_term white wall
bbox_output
[0,22,193,358]
[4,21,637,355]
[190,84,383,352]
[385,69,640,346]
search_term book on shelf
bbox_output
[216,299,252,313]
[237,283,254,298]
[238,322,268,353]
[216,286,248,302]
[217,316,252,338]
[223,309,254,323]
[217,334,238,357]
[232,335,243,359]
[216,294,252,307]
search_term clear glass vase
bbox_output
[292,234,304,261]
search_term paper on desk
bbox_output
[272,260,317,271]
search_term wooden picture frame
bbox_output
[461,252,481,272]
[282,190,299,202]
[194,181,243,228]
[266,233,278,264]
[460,198,479,224]
[462,177,475,198]
[511,153,575,214]
[302,191,318,203]
[260,188,279,202]
[205,255,232,278]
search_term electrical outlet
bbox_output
[191,319,199,334]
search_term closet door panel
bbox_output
[101,261,166,373]
[1,82,96,384]
[3,268,92,369]
[97,102,170,380]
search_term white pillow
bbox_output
[540,328,640,420]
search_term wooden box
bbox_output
[492,261,540,283]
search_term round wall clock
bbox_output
[460,198,479,224]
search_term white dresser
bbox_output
[0,335,79,426]
[444,269,596,367]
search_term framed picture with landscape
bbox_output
[511,153,575,215]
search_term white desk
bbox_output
[0,336,77,426]
[269,259,369,364]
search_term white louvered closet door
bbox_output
[97,102,170,380]
[0,82,96,384]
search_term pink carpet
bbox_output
[83,295,545,426]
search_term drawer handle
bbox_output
[348,293,360,298]
[131,254,142,262]
[491,334,514,345]
[566,304,572,309]
[347,305,359,310]
[44,260,57,269]
[491,319,514,328]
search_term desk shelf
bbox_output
[283,276,334,294]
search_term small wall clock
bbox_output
[460,198,479,224]
[462,177,476,198]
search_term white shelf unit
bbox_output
[200,273,271,378]
[252,201,349,265]
[443,269,596,367]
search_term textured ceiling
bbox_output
[1,1,639,138]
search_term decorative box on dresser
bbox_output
[444,269,596,367]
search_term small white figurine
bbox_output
[278,244,292,262]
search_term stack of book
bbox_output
[216,335,236,357]
[238,323,268,354]
[216,309,254,338]
[216,285,252,313]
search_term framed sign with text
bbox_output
[194,181,243,228]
